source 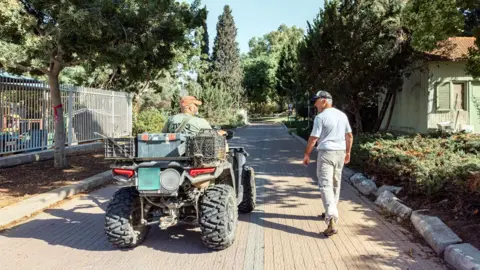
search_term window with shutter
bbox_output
[452,82,466,110]
[436,82,450,111]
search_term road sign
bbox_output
[288,104,293,109]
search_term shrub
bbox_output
[249,103,278,116]
[230,113,246,126]
[350,133,480,196]
[133,108,167,134]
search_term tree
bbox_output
[200,5,210,60]
[189,79,235,124]
[243,25,304,107]
[211,5,243,108]
[0,0,202,168]
[462,0,480,77]
[275,39,303,106]
[242,55,276,107]
[400,0,480,78]
[247,24,304,59]
[402,0,464,51]
[299,0,413,132]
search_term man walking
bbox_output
[303,90,353,237]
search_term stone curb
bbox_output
[411,210,462,255]
[286,131,480,270]
[0,170,112,228]
[0,142,103,169]
[445,244,480,270]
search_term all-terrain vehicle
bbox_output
[100,128,256,250]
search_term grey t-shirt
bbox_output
[310,108,352,151]
[161,113,212,136]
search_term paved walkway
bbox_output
[0,123,447,270]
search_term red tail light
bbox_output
[112,168,135,178]
[189,168,216,177]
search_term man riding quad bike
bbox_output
[104,96,256,250]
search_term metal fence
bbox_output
[0,75,132,155]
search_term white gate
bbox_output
[0,75,133,155]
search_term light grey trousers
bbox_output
[316,150,346,224]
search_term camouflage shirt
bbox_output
[161,113,212,136]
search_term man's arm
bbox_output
[344,115,353,164]
[345,133,353,154]
[303,115,321,165]
[304,136,319,157]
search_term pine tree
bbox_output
[211,5,244,108]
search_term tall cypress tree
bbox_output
[211,5,244,108]
[196,5,210,88]
[200,5,209,60]
[276,42,299,104]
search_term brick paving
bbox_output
[0,123,447,270]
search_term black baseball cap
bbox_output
[311,90,332,102]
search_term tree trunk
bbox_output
[48,73,68,169]
[374,93,393,132]
[353,102,363,133]
[385,90,397,131]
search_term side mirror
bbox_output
[226,130,234,140]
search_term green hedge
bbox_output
[350,132,480,196]
[133,108,167,134]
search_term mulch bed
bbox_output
[398,191,480,251]
[0,149,110,208]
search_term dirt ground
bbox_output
[0,149,110,208]
[396,188,480,251]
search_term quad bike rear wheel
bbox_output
[238,166,256,213]
[199,184,238,250]
[104,187,150,248]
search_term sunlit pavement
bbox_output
[0,123,447,270]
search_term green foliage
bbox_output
[465,32,480,78]
[350,133,480,195]
[133,108,168,134]
[243,25,304,105]
[211,5,244,107]
[276,41,303,103]
[402,0,464,51]
[300,0,413,132]
[249,103,278,116]
[242,55,276,104]
[189,79,236,125]
[399,0,480,79]
[247,24,304,59]
[474,97,480,119]
[0,0,203,167]
[0,0,202,79]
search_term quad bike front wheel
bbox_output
[199,184,238,250]
[104,187,150,248]
[238,166,256,213]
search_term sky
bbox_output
[188,0,324,54]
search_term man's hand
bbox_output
[304,136,318,167]
[345,132,353,165]
[303,154,310,166]
[217,130,227,136]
